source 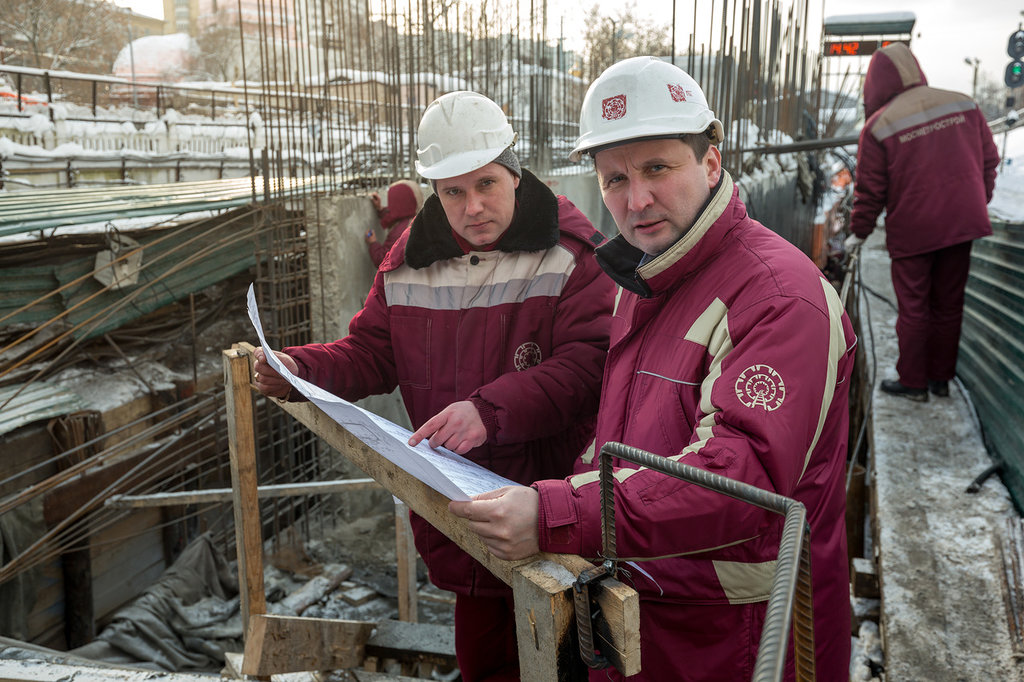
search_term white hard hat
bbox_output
[570,56,725,162]
[416,91,517,179]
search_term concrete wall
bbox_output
[538,172,617,238]
[305,194,411,433]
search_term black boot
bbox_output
[880,379,928,402]
[928,380,950,397]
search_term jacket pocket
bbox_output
[391,315,431,389]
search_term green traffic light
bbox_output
[1007,60,1024,87]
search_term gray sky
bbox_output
[820,0,1024,96]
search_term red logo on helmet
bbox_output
[602,94,627,120]
[668,83,688,102]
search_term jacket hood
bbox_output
[863,43,927,118]
[384,180,421,221]
[393,169,559,270]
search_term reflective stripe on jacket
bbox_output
[287,170,615,596]
[851,43,998,258]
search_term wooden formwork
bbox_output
[223,344,640,680]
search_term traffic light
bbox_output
[1007,61,1024,89]
[1007,28,1024,88]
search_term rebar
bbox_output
[598,441,816,682]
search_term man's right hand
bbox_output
[369,192,382,213]
[253,346,299,399]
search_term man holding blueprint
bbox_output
[252,90,614,681]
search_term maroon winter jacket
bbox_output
[535,174,856,680]
[850,42,999,258]
[285,170,615,596]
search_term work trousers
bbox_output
[453,590,519,681]
[890,240,973,389]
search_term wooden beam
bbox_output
[512,561,583,680]
[394,500,418,623]
[242,614,375,676]
[104,478,381,508]
[223,348,266,631]
[231,342,641,678]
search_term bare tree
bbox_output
[581,2,672,83]
[974,73,1016,120]
[194,9,262,82]
[0,0,129,72]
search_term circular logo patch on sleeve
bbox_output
[514,342,543,371]
[735,364,786,411]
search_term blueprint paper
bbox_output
[246,284,519,501]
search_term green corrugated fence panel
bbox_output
[52,225,259,340]
[0,266,65,325]
[0,215,262,339]
[961,219,1024,512]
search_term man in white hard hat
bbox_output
[450,57,856,680]
[253,90,615,680]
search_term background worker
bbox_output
[253,90,615,681]
[450,56,856,681]
[846,42,999,402]
[364,179,423,268]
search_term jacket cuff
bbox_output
[281,349,309,403]
[533,479,582,555]
[469,396,497,441]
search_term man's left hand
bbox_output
[408,400,486,454]
[449,486,540,560]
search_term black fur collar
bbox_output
[405,169,559,269]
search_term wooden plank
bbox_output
[104,478,381,508]
[279,564,352,615]
[0,423,55,499]
[89,507,166,619]
[512,561,580,679]
[43,450,163,526]
[241,614,375,676]
[393,500,417,622]
[363,619,455,666]
[275,396,640,676]
[227,652,319,680]
[60,547,93,648]
[223,348,266,630]
[232,342,641,678]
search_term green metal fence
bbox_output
[959,219,1024,509]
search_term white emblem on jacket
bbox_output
[513,342,542,370]
[735,364,786,411]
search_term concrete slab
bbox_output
[858,229,1024,680]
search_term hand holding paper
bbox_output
[246,284,520,501]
